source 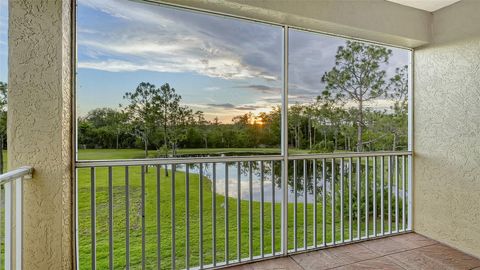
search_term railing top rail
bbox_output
[0,166,33,185]
[75,151,412,168]
[287,151,412,160]
[75,155,285,168]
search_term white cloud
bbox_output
[77,0,281,81]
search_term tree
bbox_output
[322,41,392,151]
[122,82,160,158]
[387,65,409,150]
[155,83,199,156]
[389,65,408,114]
[0,82,6,173]
[194,111,209,148]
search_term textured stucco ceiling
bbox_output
[386,0,461,12]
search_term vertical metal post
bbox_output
[90,167,96,270]
[199,163,204,268]
[5,181,12,270]
[156,165,161,270]
[388,156,392,234]
[313,160,317,248]
[348,158,352,241]
[0,178,2,268]
[340,158,344,243]
[260,161,265,257]
[293,160,297,251]
[212,163,217,266]
[225,163,229,263]
[141,166,146,270]
[381,157,384,235]
[395,156,399,232]
[185,165,190,269]
[407,51,414,231]
[271,161,276,256]
[331,159,335,244]
[322,159,326,246]
[248,162,253,260]
[407,155,413,231]
[373,157,377,237]
[0,181,3,268]
[402,156,406,231]
[365,158,369,238]
[155,165,162,269]
[356,158,361,240]
[237,162,241,261]
[15,177,23,270]
[108,167,114,270]
[303,160,307,249]
[171,165,176,270]
[281,25,289,256]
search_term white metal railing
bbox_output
[0,166,32,270]
[75,151,412,269]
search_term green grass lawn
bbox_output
[77,149,407,269]
[77,147,312,160]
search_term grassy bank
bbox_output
[77,147,314,160]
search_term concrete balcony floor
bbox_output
[227,233,480,270]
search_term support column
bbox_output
[8,0,74,269]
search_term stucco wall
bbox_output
[414,0,480,258]
[159,0,431,48]
[8,0,73,269]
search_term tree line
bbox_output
[78,41,408,156]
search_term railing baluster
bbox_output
[365,157,369,239]
[408,154,413,230]
[260,161,264,258]
[185,165,190,269]
[402,155,406,231]
[303,159,307,249]
[90,167,96,270]
[356,157,361,240]
[141,166,146,270]
[15,176,24,270]
[225,163,229,264]
[237,162,241,262]
[213,163,217,267]
[313,160,317,248]
[199,163,204,268]
[76,152,412,269]
[381,156,385,236]
[5,180,11,270]
[340,158,344,243]
[0,174,3,268]
[281,158,288,256]
[248,161,253,260]
[331,159,335,244]
[348,158,352,241]
[108,167,114,270]
[395,156,399,232]
[293,159,297,251]
[322,159,326,246]
[171,165,176,270]
[271,161,275,256]
[156,165,161,270]
[388,156,392,234]
[373,157,377,237]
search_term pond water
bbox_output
[176,161,320,204]
[171,153,403,204]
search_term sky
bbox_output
[0,0,410,123]
[0,0,7,83]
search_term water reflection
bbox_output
[176,161,320,203]
[171,157,403,205]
